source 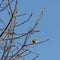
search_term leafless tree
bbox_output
[0,0,48,60]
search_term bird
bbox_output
[32,38,38,44]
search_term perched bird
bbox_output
[32,38,38,44]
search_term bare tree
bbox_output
[0,0,48,60]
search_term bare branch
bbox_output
[15,13,33,27]
[0,0,47,60]
[0,0,18,38]
[0,0,14,12]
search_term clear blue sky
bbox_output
[19,0,60,60]
[0,0,60,60]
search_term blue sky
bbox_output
[19,0,60,60]
[0,0,60,60]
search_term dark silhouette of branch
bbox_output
[25,39,49,46]
[32,55,39,60]
[0,0,17,38]
[0,0,14,12]
[0,0,4,7]
[15,13,33,27]
[0,0,48,60]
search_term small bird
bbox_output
[32,38,38,44]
